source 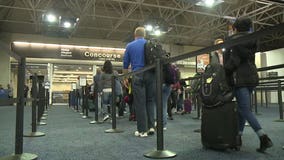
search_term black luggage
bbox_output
[201,101,241,151]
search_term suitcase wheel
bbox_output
[235,146,241,151]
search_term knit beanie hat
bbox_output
[233,17,252,32]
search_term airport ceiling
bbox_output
[0,0,283,47]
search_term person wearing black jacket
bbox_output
[224,17,273,153]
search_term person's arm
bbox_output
[224,47,240,73]
[123,45,130,71]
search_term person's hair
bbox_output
[102,60,113,74]
[233,17,252,32]
[96,68,101,74]
[134,27,146,37]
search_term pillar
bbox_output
[0,51,10,88]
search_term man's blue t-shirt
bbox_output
[123,38,147,71]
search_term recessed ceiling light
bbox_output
[46,14,57,23]
[63,21,72,28]
[195,0,224,8]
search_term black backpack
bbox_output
[163,63,180,84]
[144,39,167,65]
[199,63,233,107]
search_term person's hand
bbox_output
[177,89,182,94]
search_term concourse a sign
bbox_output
[11,42,125,61]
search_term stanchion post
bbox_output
[254,89,259,114]
[105,76,123,133]
[76,89,79,112]
[24,74,45,137]
[193,95,201,132]
[15,57,26,154]
[250,93,253,112]
[81,87,85,115]
[0,57,38,160]
[265,90,268,108]
[36,76,46,126]
[260,88,263,107]
[275,80,284,122]
[32,75,37,133]
[85,87,89,117]
[144,58,176,159]
[197,96,201,119]
[45,89,49,111]
[90,90,102,124]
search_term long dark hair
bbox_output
[102,60,113,74]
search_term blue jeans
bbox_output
[132,71,156,132]
[235,87,262,133]
[102,91,112,115]
[162,84,172,128]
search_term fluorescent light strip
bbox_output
[13,41,126,51]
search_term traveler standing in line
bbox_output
[113,70,124,117]
[123,27,156,137]
[210,38,224,65]
[101,60,115,122]
[7,84,13,99]
[94,68,102,113]
[224,17,273,153]
[24,84,29,106]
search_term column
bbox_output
[47,63,53,105]
[0,50,10,88]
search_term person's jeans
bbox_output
[235,87,262,133]
[162,84,172,128]
[177,95,183,111]
[132,71,156,133]
[102,91,112,115]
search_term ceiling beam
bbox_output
[108,0,236,19]
[105,0,144,38]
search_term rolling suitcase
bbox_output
[183,98,191,113]
[201,101,241,151]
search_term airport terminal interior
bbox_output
[0,0,284,160]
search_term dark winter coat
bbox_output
[224,32,259,87]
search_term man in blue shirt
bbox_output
[123,27,156,137]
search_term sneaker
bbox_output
[148,128,155,135]
[134,131,140,137]
[134,131,148,137]
[103,115,110,122]
[140,132,148,137]
[257,134,273,153]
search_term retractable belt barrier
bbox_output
[117,23,284,158]
[0,98,36,106]
[1,23,283,160]
[254,67,284,121]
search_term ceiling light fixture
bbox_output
[154,30,161,36]
[145,24,153,31]
[144,18,171,37]
[63,21,72,28]
[46,14,57,23]
[195,0,224,8]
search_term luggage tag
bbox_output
[206,77,213,84]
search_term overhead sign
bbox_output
[79,76,87,87]
[44,81,50,89]
[11,42,125,61]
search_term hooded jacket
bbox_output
[224,32,259,87]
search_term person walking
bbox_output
[224,17,273,153]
